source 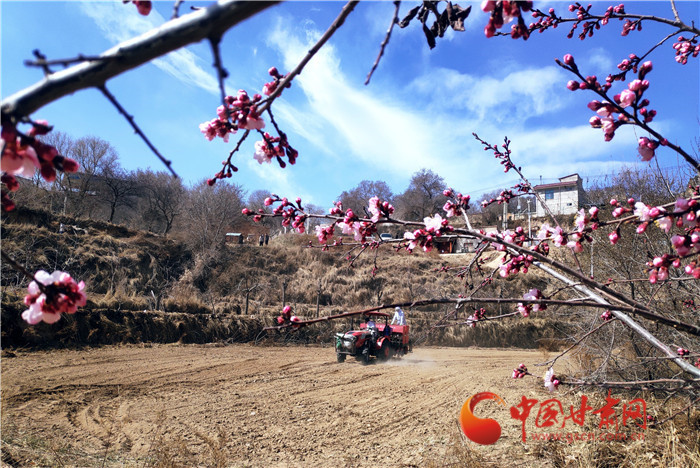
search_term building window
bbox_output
[545,189,554,200]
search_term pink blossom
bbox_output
[481,0,496,12]
[239,115,265,131]
[253,140,273,164]
[671,235,690,256]
[608,230,620,245]
[637,137,655,161]
[634,202,652,222]
[619,89,636,107]
[574,208,588,231]
[424,214,444,233]
[674,198,689,213]
[22,270,86,325]
[656,216,673,232]
[544,368,559,392]
[512,363,527,379]
[132,1,152,15]
[403,231,418,251]
[567,241,583,253]
[368,197,381,223]
[443,201,457,218]
[1,144,40,178]
[315,224,335,243]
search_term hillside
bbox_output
[1,207,567,349]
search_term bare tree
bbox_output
[98,166,139,223]
[183,180,246,251]
[59,136,119,218]
[394,168,446,221]
[337,180,393,215]
[134,169,185,235]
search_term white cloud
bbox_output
[583,47,615,73]
[77,2,219,94]
[407,65,568,123]
[266,18,446,178]
[245,157,317,205]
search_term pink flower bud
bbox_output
[563,54,575,66]
[567,80,580,91]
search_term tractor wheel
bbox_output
[337,353,346,363]
[379,342,391,361]
[361,348,371,365]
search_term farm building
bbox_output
[532,173,586,217]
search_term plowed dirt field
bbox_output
[2,344,568,467]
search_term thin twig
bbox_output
[649,395,700,427]
[536,318,616,367]
[172,0,185,19]
[25,54,107,69]
[258,1,359,114]
[365,1,400,85]
[208,37,229,111]
[1,250,39,285]
[97,85,178,178]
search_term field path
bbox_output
[2,344,559,467]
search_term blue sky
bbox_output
[2,1,698,208]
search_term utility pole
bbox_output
[526,198,532,245]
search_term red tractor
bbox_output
[334,312,412,364]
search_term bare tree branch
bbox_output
[2,0,279,118]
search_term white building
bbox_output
[532,174,585,217]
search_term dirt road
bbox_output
[2,344,569,467]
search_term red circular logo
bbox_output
[459,392,506,445]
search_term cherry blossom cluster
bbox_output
[1,120,79,211]
[368,196,394,222]
[466,308,486,328]
[481,0,533,39]
[498,251,536,278]
[493,226,527,252]
[199,90,265,144]
[537,223,586,253]
[525,3,627,41]
[442,189,471,218]
[600,310,613,321]
[609,197,700,282]
[22,270,86,325]
[336,207,378,243]
[311,198,395,245]
[243,195,307,232]
[480,188,520,209]
[563,55,664,162]
[403,214,452,252]
[127,0,151,16]
[275,305,303,328]
[253,132,298,168]
[673,35,700,65]
[512,363,528,379]
[517,288,546,317]
[544,367,560,391]
[570,3,627,40]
